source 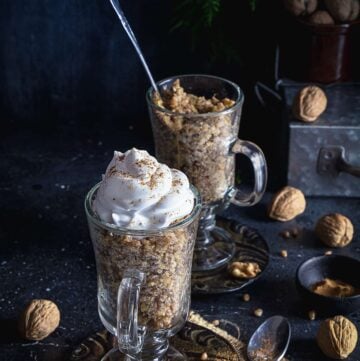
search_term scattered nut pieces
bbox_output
[308,10,335,24]
[291,228,300,238]
[324,0,360,22]
[280,230,292,239]
[292,85,327,122]
[243,293,251,302]
[283,0,318,16]
[228,262,261,279]
[200,352,208,360]
[254,308,263,317]
[212,319,220,326]
[268,186,306,222]
[308,310,316,321]
[315,213,354,248]
[317,315,358,359]
[324,250,333,256]
[19,299,60,341]
[280,250,288,258]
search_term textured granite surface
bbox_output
[1,124,359,361]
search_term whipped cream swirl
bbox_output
[93,148,195,230]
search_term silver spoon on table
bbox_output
[108,0,160,94]
[247,315,291,361]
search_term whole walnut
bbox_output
[292,85,327,122]
[315,213,354,248]
[268,186,306,222]
[284,0,318,16]
[325,0,360,22]
[19,299,60,341]
[308,10,335,24]
[317,315,358,359]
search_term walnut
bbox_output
[317,315,358,359]
[268,186,306,222]
[283,0,318,16]
[324,0,360,22]
[315,213,354,248]
[308,10,335,24]
[19,299,60,340]
[292,86,327,122]
[228,261,261,278]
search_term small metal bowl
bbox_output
[296,255,360,316]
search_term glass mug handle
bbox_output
[230,139,268,207]
[117,269,146,356]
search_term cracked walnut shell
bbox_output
[292,86,327,122]
[268,186,306,222]
[317,315,358,359]
[19,299,60,341]
[325,0,360,22]
[283,0,318,16]
[315,213,354,248]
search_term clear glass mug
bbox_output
[85,183,201,361]
[147,74,267,272]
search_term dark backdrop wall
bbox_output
[0,0,300,188]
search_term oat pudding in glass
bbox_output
[147,75,267,272]
[85,148,201,361]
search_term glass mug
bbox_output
[147,74,267,272]
[85,183,201,360]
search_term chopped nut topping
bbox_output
[200,352,208,360]
[242,293,251,302]
[150,79,237,204]
[324,250,333,256]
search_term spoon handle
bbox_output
[109,0,159,93]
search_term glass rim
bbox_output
[84,182,202,236]
[146,74,244,117]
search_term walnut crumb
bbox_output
[228,261,261,279]
[324,250,333,256]
[291,228,300,238]
[242,293,251,302]
[280,230,291,239]
[308,310,316,321]
[280,250,288,258]
[254,308,263,317]
[200,352,208,360]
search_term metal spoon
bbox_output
[108,0,159,94]
[247,315,291,361]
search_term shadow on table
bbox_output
[287,338,329,361]
[0,318,19,344]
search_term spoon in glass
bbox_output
[108,0,159,94]
[247,315,291,361]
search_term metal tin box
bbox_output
[282,84,360,197]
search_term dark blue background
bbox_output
[0,0,359,184]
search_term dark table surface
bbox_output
[1,123,360,361]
